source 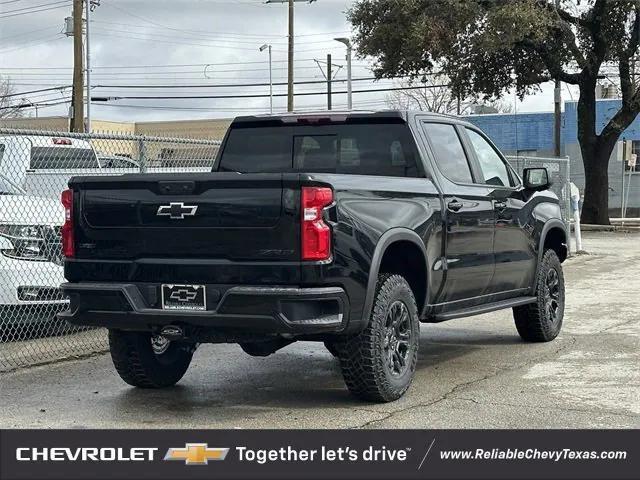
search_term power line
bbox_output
[0,1,71,19]
[1,59,370,70]
[89,19,286,39]
[0,98,70,111]
[1,85,71,99]
[0,34,65,54]
[0,24,60,41]
[91,30,280,52]
[93,100,391,113]
[0,0,68,15]
[92,84,449,101]
[91,77,389,89]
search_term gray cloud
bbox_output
[1,0,559,123]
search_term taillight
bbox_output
[61,189,74,258]
[301,186,333,261]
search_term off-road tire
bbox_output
[324,341,339,357]
[335,274,419,402]
[108,329,193,388]
[513,249,565,342]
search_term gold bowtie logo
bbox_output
[164,443,229,465]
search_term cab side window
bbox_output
[465,128,513,187]
[422,122,474,184]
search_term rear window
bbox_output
[30,147,98,169]
[217,123,422,177]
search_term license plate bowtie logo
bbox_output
[169,288,198,302]
[164,443,229,465]
[156,202,198,220]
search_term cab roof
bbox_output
[231,109,472,127]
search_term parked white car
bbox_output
[0,135,107,200]
[0,178,66,330]
[0,135,99,331]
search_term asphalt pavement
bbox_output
[1,231,638,429]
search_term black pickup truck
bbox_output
[59,111,567,402]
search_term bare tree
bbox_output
[0,76,26,119]
[387,75,463,114]
[387,76,513,115]
[471,98,514,114]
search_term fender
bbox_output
[532,218,568,291]
[361,228,429,324]
[538,218,568,264]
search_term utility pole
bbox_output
[266,0,316,112]
[553,0,561,157]
[71,0,84,132]
[326,54,332,110]
[314,57,342,110]
[85,0,91,132]
[554,80,561,156]
[287,0,294,111]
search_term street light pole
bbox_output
[334,37,352,110]
[260,44,273,114]
[85,0,91,132]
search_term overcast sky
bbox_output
[1,0,575,123]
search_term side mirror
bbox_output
[523,167,551,191]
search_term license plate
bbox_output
[161,284,206,311]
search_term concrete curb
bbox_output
[580,224,640,232]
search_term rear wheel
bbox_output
[324,341,339,357]
[108,330,194,388]
[513,249,565,342]
[335,274,419,402]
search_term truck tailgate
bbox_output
[70,173,300,263]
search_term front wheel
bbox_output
[109,330,194,388]
[335,274,419,402]
[513,249,565,342]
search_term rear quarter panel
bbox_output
[300,173,443,330]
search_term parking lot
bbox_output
[1,231,638,429]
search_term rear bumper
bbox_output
[58,282,349,335]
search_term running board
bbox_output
[428,296,537,322]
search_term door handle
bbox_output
[447,200,463,212]
[494,200,507,211]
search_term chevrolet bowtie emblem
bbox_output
[156,202,198,220]
[164,443,229,465]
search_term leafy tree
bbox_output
[349,0,640,224]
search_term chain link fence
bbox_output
[506,155,572,232]
[0,128,220,371]
[0,130,571,372]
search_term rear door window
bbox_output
[421,122,474,184]
[218,122,422,177]
[30,147,99,169]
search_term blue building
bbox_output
[467,99,640,216]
